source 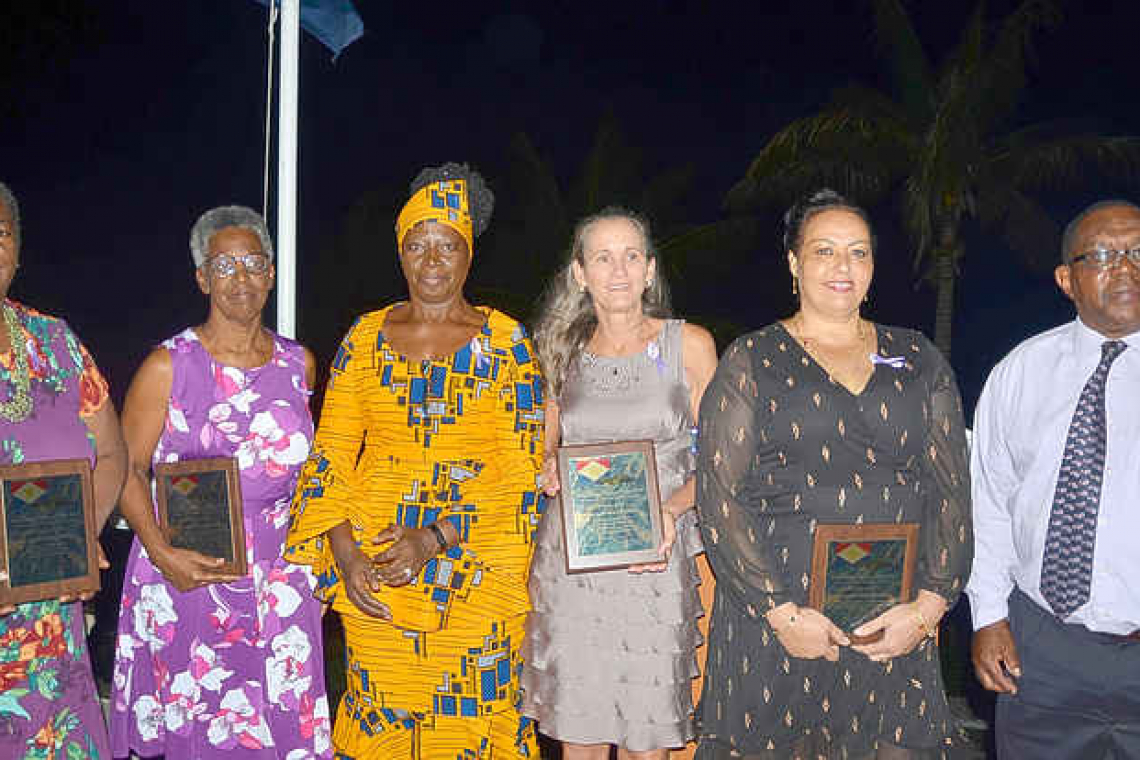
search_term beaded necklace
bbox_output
[0,303,32,423]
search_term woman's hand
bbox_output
[150,542,244,593]
[337,543,392,620]
[850,590,947,663]
[767,602,849,661]
[628,508,677,574]
[540,455,560,496]
[371,525,438,587]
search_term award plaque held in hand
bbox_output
[0,458,100,606]
[557,440,664,573]
[809,523,919,645]
[155,457,247,576]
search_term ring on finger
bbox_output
[403,567,413,579]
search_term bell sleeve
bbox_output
[696,336,789,620]
[284,318,367,601]
[915,343,974,606]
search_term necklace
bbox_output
[590,317,651,357]
[0,304,32,423]
[792,313,867,352]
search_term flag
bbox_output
[253,0,364,59]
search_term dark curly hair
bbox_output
[782,188,875,253]
[408,162,494,238]
[0,181,20,245]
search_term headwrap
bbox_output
[394,179,473,253]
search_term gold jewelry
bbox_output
[792,276,798,296]
[792,313,867,352]
[0,304,32,423]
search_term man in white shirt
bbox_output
[967,200,1140,758]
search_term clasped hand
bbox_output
[768,591,946,663]
[341,525,438,621]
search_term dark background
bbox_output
[3,1,1138,410]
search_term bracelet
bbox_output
[428,523,449,553]
[914,607,936,638]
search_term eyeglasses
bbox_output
[1070,245,1140,270]
[202,252,270,278]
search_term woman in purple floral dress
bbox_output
[110,207,331,759]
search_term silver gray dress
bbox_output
[522,319,704,750]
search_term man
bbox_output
[968,200,1140,758]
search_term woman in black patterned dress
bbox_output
[694,190,972,759]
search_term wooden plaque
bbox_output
[809,522,919,645]
[0,458,100,606]
[557,440,665,573]
[155,457,247,576]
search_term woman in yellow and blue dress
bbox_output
[285,163,544,759]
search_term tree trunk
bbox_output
[932,223,958,359]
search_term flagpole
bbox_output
[276,0,299,338]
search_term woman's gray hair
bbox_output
[0,182,20,245]
[534,207,672,400]
[189,206,275,268]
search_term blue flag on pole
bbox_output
[254,0,364,59]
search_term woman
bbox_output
[110,206,330,758]
[522,208,718,759]
[694,190,972,759]
[0,181,127,759]
[285,163,545,758]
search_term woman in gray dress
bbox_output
[522,207,718,759]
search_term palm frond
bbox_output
[728,106,915,210]
[975,0,1060,133]
[870,0,935,119]
[973,184,1061,274]
[989,131,1140,190]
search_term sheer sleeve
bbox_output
[696,336,789,619]
[915,343,974,606]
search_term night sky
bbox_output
[2,0,1139,412]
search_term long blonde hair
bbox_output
[534,207,672,400]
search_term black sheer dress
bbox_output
[694,323,972,760]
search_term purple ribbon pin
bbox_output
[471,338,490,370]
[869,352,907,369]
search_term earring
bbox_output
[792,277,798,296]
[645,278,652,288]
[578,282,586,294]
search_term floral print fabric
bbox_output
[111,329,331,759]
[0,301,112,760]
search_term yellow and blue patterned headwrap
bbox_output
[395,179,473,253]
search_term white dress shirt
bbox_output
[967,318,1140,634]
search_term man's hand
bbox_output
[972,618,1021,694]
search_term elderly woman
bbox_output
[695,189,972,759]
[285,163,545,758]
[109,206,330,758]
[521,207,718,760]
[0,181,127,758]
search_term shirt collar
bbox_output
[1071,317,1140,357]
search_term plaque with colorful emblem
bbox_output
[809,523,918,644]
[155,457,246,577]
[557,440,664,573]
[0,458,99,606]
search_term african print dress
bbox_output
[110,328,331,759]
[695,323,972,760]
[0,300,112,760]
[286,306,544,760]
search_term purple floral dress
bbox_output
[110,329,331,759]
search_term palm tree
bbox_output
[727,0,1140,356]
